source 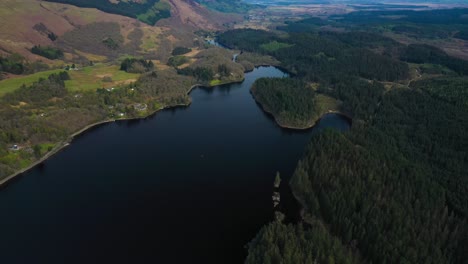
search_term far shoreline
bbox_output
[0,69,253,187]
[0,64,324,187]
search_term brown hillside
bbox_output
[0,0,233,63]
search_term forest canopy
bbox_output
[226,16,468,264]
[43,0,170,25]
[251,78,321,128]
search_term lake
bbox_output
[0,66,350,264]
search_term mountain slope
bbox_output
[43,0,171,25]
[160,0,239,30]
[0,0,161,61]
[0,0,237,63]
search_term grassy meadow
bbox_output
[0,64,140,96]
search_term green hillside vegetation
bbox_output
[0,55,26,75]
[176,48,245,85]
[0,50,241,174]
[136,1,171,25]
[31,45,64,60]
[0,64,140,95]
[0,54,51,78]
[0,67,194,179]
[0,69,63,96]
[3,72,69,104]
[43,0,170,25]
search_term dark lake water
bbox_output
[0,66,350,264]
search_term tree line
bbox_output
[217,29,410,83]
[251,77,320,128]
[219,23,468,264]
[31,45,64,60]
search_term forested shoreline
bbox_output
[251,78,338,129]
[217,15,468,264]
[0,33,253,182]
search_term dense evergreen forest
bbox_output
[247,220,360,264]
[177,66,214,83]
[251,78,321,128]
[218,29,410,83]
[219,17,468,264]
[400,44,468,75]
[410,77,468,108]
[43,0,170,25]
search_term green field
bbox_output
[65,64,140,92]
[0,64,140,96]
[0,69,64,96]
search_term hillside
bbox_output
[43,0,170,25]
[0,0,161,62]
[0,0,239,64]
[159,0,240,30]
